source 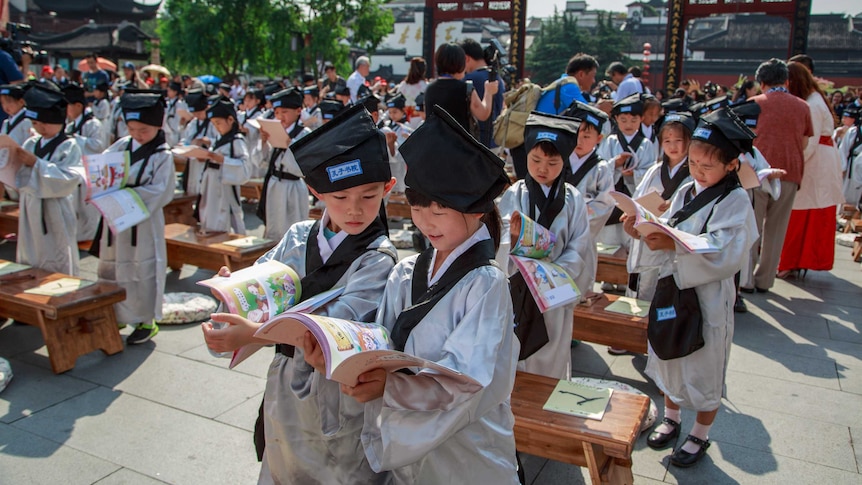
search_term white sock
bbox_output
[682,421,712,453]
[655,407,681,434]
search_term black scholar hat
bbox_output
[661,97,689,114]
[358,94,381,115]
[333,81,350,96]
[207,98,237,120]
[414,93,425,112]
[843,106,861,121]
[290,103,391,193]
[562,100,608,131]
[660,111,696,135]
[62,83,87,105]
[303,86,320,98]
[320,99,347,121]
[524,111,579,160]
[185,89,208,112]
[270,88,303,110]
[24,82,67,124]
[612,93,644,116]
[729,100,762,129]
[386,93,406,110]
[692,107,756,157]
[0,84,25,100]
[400,105,509,214]
[121,90,165,127]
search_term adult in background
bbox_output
[319,62,344,97]
[732,80,758,104]
[461,39,505,151]
[347,56,375,103]
[82,53,109,93]
[122,62,148,90]
[777,61,844,279]
[742,58,813,293]
[423,42,497,133]
[396,57,427,109]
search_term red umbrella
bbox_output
[77,57,117,72]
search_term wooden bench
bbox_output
[852,235,862,263]
[0,260,126,374]
[240,179,264,202]
[597,254,628,286]
[512,371,649,485]
[164,223,277,272]
[163,193,198,226]
[573,293,648,354]
[173,155,186,174]
[386,193,412,219]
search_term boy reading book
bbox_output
[91,90,175,345]
[177,89,217,196]
[333,106,519,483]
[202,104,398,484]
[498,112,592,380]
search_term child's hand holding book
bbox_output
[340,368,387,403]
[201,312,267,353]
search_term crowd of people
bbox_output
[1,42,859,483]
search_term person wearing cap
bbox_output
[597,93,657,291]
[300,86,322,131]
[0,84,32,201]
[623,107,757,468]
[1,82,82,275]
[342,105,517,483]
[202,104,397,484]
[256,87,312,241]
[179,89,218,196]
[93,89,175,345]
[122,61,148,90]
[497,111,592,379]
[63,83,107,156]
[164,81,188,147]
[624,111,695,306]
[183,98,250,233]
[561,101,615,239]
[333,81,351,106]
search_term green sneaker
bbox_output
[127,322,159,345]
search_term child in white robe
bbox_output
[0,84,33,201]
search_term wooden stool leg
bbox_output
[37,307,124,374]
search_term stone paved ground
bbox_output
[1,203,860,484]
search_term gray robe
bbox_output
[567,150,615,239]
[360,228,519,485]
[164,97,188,147]
[257,218,397,485]
[198,133,250,234]
[259,127,310,241]
[95,136,175,324]
[644,182,757,411]
[67,114,107,156]
[498,181,594,379]
[179,118,218,196]
[1,110,32,201]
[16,135,82,275]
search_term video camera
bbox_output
[1,22,48,65]
[703,81,718,98]
[482,39,515,83]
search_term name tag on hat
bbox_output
[126,112,141,120]
[327,159,363,182]
[620,106,632,113]
[693,127,712,139]
[273,100,282,108]
[536,132,558,141]
[586,115,599,126]
[25,109,38,118]
[0,89,8,95]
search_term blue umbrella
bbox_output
[198,74,222,84]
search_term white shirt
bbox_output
[427,224,491,286]
[346,71,366,103]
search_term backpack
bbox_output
[493,77,576,149]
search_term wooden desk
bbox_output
[512,372,649,485]
[164,223,276,272]
[596,252,628,286]
[386,193,412,219]
[163,193,197,226]
[241,179,264,202]
[0,207,17,236]
[173,156,186,174]
[0,261,126,373]
[573,294,648,354]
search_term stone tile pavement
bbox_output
[1,206,860,484]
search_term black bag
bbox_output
[648,275,704,360]
[510,272,549,360]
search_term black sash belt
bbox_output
[206,161,221,170]
[272,170,300,181]
[275,343,295,358]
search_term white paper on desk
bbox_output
[257,119,289,148]
[635,189,665,216]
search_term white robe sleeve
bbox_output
[587,161,615,227]
[217,137,251,185]
[555,187,593,297]
[16,138,82,198]
[74,119,107,154]
[128,150,176,215]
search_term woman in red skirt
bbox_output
[778,62,844,278]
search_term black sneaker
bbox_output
[127,323,159,345]
[734,295,748,313]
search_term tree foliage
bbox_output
[158,0,394,79]
[526,10,632,86]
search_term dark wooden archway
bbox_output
[423,0,527,80]
[664,0,811,91]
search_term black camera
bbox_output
[1,22,48,65]
[482,39,515,83]
[704,81,718,98]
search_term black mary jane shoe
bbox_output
[647,417,680,449]
[670,435,711,468]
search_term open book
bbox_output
[509,211,580,312]
[198,260,301,324]
[256,118,290,149]
[737,162,783,190]
[0,145,21,188]
[609,191,718,254]
[83,151,151,234]
[254,312,479,386]
[543,379,613,421]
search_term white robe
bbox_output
[498,181,594,379]
[179,118,218,196]
[838,126,862,204]
[239,108,266,179]
[94,136,175,324]
[110,98,128,143]
[198,132,250,234]
[379,121,411,194]
[644,182,758,411]
[567,149,615,239]
[259,126,311,241]
[257,217,398,485]
[793,92,845,211]
[300,105,323,131]
[626,159,692,301]
[164,97,188,147]
[1,110,32,201]
[361,227,519,485]
[67,114,107,156]
[16,135,82,275]
[66,113,107,242]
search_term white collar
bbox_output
[427,224,491,286]
[8,109,24,123]
[641,124,653,138]
[623,132,637,143]
[569,148,595,173]
[668,156,687,177]
[540,183,551,197]
[316,210,349,263]
[693,180,707,195]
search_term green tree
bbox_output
[525,10,590,86]
[592,12,633,78]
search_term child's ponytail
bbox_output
[482,206,503,252]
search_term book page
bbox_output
[510,255,580,313]
[0,146,21,188]
[88,188,151,235]
[171,145,198,156]
[610,191,717,253]
[222,236,273,249]
[0,260,30,276]
[334,350,479,387]
[509,211,556,259]
[635,189,666,216]
[198,260,300,323]
[737,162,760,190]
[83,151,130,200]
[245,118,260,130]
[543,380,613,421]
[257,118,289,149]
[24,277,96,296]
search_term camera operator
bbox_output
[461,38,504,152]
